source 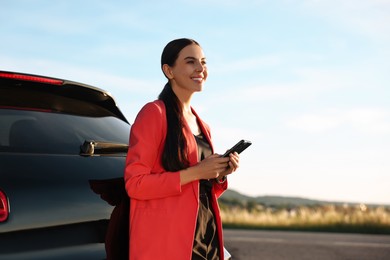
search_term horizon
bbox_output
[224,188,390,206]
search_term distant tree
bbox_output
[247,200,258,213]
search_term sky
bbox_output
[1,0,389,205]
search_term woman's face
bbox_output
[165,43,208,95]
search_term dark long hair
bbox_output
[158,38,200,171]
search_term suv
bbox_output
[0,71,130,259]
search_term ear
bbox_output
[162,64,174,79]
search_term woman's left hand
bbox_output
[219,152,239,178]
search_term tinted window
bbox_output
[0,109,130,154]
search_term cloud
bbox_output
[211,54,283,74]
[182,0,267,8]
[302,0,390,42]
[2,2,95,35]
[209,65,362,105]
[286,107,390,134]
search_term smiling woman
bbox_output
[124,38,238,260]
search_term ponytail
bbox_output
[158,83,189,171]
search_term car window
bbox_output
[0,109,130,154]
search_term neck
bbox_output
[171,85,193,114]
[182,101,192,115]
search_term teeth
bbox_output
[192,77,203,81]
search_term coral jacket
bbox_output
[124,100,227,260]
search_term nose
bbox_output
[195,61,205,72]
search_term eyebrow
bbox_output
[184,56,206,61]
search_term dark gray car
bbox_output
[0,71,130,259]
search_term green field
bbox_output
[220,190,390,234]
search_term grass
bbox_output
[220,203,390,234]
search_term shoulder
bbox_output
[131,100,167,139]
[132,100,167,134]
[136,100,166,120]
[140,100,165,114]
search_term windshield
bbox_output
[0,109,130,154]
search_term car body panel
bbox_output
[0,71,130,259]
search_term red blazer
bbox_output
[124,100,227,260]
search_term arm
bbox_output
[124,102,181,200]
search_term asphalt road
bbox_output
[223,229,390,260]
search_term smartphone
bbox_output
[221,139,252,157]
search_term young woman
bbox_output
[124,38,240,260]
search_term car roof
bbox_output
[0,70,129,123]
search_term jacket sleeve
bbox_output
[124,102,182,200]
[213,179,228,198]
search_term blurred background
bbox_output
[1,0,389,205]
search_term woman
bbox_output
[124,38,239,260]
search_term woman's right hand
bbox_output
[180,154,230,185]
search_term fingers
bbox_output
[228,152,240,171]
[195,155,230,179]
[195,152,241,180]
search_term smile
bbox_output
[191,77,203,82]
